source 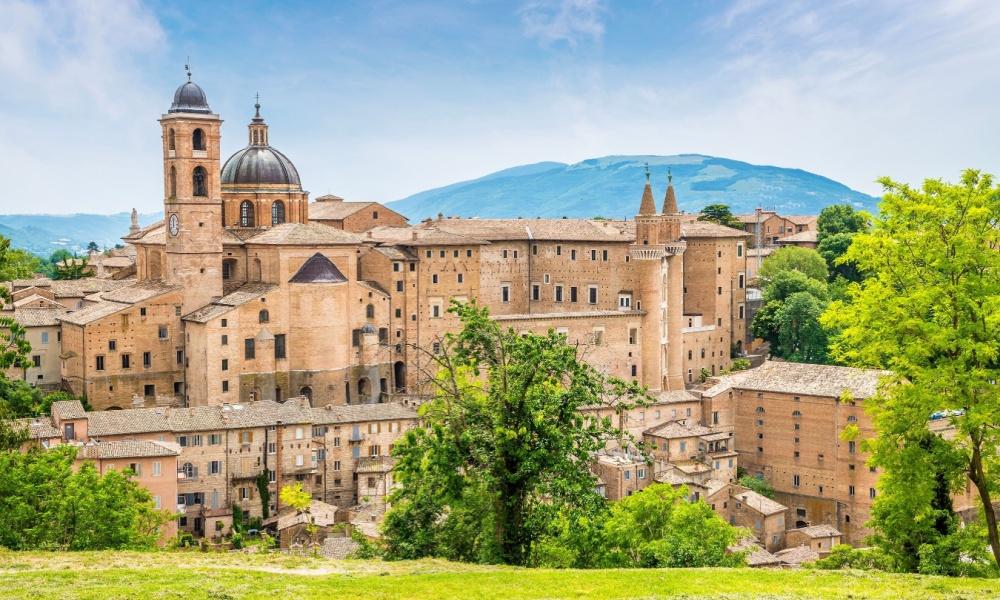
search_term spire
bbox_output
[248,95,268,145]
[129,208,139,235]
[662,168,678,214]
[638,162,656,216]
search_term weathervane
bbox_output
[668,167,672,184]
[644,162,650,182]
[185,57,192,82]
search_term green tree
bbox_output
[817,204,869,242]
[50,253,90,280]
[86,241,99,253]
[0,446,168,549]
[698,204,742,229]
[601,484,745,568]
[757,246,828,286]
[775,292,828,363]
[280,482,311,512]
[817,232,862,283]
[823,170,1000,567]
[737,474,775,499]
[0,236,43,280]
[383,301,648,565]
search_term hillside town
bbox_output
[4,73,982,568]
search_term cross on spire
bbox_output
[254,92,261,118]
[184,57,191,82]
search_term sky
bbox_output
[1,0,999,215]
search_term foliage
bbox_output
[752,269,831,364]
[817,232,862,283]
[383,301,649,565]
[0,446,170,550]
[0,405,28,452]
[812,544,892,571]
[757,246,828,286]
[0,236,43,281]
[822,169,1000,568]
[86,242,99,253]
[816,204,869,242]
[280,483,312,512]
[255,471,271,519]
[48,252,91,280]
[737,474,775,499]
[348,528,383,559]
[0,379,82,419]
[697,204,742,229]
[600,484,746,568]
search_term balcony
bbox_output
[348,432,365,443]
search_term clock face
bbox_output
[168,214,180,236]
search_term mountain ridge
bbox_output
[388,154,878,220]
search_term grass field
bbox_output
[0,550,997,599]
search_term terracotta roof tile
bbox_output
[701,360,889,399]
[245,223,365,246]
[734,489,787,516]
[76,440,180,459]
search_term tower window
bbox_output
[240,201,255,227]
[192,128,205,151]
[168,166,177,198]
[168,128,175,151]
[271,201,285,225]
[192,166,208,197]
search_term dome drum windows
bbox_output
[167,129,176,154]
[271,201,285,225]
[240,201,255,227]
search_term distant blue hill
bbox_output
[0,212,159,257]
[389,154,879,220]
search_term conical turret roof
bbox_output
[638,167,656,216]
[662,172,678,214]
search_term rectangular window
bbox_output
[221,319,227,328]
[158,325,168,339]
[737,243,744,257]
[143,351,151,368]
[396,280,404,292]
[457,273,464,284]
[121,354,130,369]
[554,285,563,302]
[738,304,745,320]
[96,355,105,371]
[274,334,286,359]
[152,461,161,477]
[431,304,441,318]
[393,262,400,272]
[570,286,578,303]
[793,474,801,487]
[370,445,382,456]
[295,455,304,467]
[531,284,540,301]
[222,380,229,392]
[32,355,41,367]
[40,332,48,344]
[208,461,221,475]
[588,286,598,304]
[602,249,608,261]
[143,384,155,397]
[244,338,255,359]
[333,460,341,471]
[555,245,561,255]
[267,442,276,454]
[221,358,228,371]
[738,273,745,289]
[209,434,221,445]
[628,328,637,344]
[590,249,597,261]
[432,274,438,284]
[501,284,510,303]
[571,249,577,260]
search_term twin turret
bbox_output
[635,166,682,246]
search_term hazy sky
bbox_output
[1,0,999,214]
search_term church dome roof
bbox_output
[169,80,212,114]
[221,145,301,187]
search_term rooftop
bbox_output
[734,489,787,516]
[76,440,180,460]
[790,524,842,538]
[701,360,890,400]
[644,420,712,439]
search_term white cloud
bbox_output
[519,0,605,47]
[0,0,166,214]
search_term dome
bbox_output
[169,81,212,114]
[221,146,301,187]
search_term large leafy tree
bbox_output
[823,170,1000,567]
[601,484,746,568]
[757,246,828,286]
[0,446,168,549]
[0,237,42,281]
[752,267,831,363]
[697,204,742,229]
[383,302,648,565]
[817,204,869,241]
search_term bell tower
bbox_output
[159,68,223,314]
[630,166,686,392]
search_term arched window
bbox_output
[168,128,175,151]
[358,378,370,399]
[792,410,802,418]
[240,201,255,227]
[192,166,208,197]
[192,128,205,151]
[847,415,858,423]
[300,386,312,401]
[365,303,375,319]
[259,309,269,323]
[755,406,765,414]
[168,166,177,198]
[271,201,285,225]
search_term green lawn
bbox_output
[0,550,996,599]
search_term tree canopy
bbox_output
[697,204,743,229]
[383,301,649,565]
[757,246,828,286]
[823,170,1000,568]
[752,252,832,364]
[817,204,870,242]
[0,446,169,550]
